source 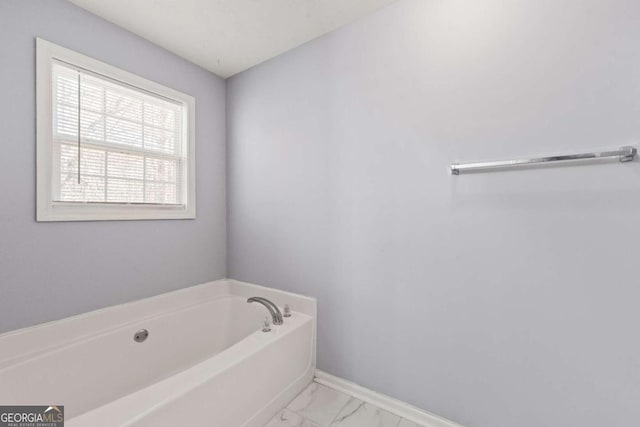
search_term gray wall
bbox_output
[0,0,226,333]
[227,0,640,426]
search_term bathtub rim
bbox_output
[0,279,316,369]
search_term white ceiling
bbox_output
[68,0,398,78]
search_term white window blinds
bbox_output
[52,60,187,206]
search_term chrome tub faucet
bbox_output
[247,297,284,325]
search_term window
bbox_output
[36,39,195,221]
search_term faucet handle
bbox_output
[262,316,271,332]
[283,304,292,318]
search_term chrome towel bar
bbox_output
[451,146,636,175]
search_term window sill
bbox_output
[37,203,196,222]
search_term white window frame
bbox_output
[36,38,196,221]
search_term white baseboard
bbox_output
[314,370,463,427]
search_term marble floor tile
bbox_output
[329,398,401,427]
[286,383,352,427]
[265,408,320,427]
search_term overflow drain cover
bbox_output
[134,329,149,343]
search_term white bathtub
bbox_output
[0,279,316,426]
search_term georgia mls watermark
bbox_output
[0,406,64,427]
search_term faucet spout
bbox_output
[247,297,284,325]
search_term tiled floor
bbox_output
[264,382,426,427]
